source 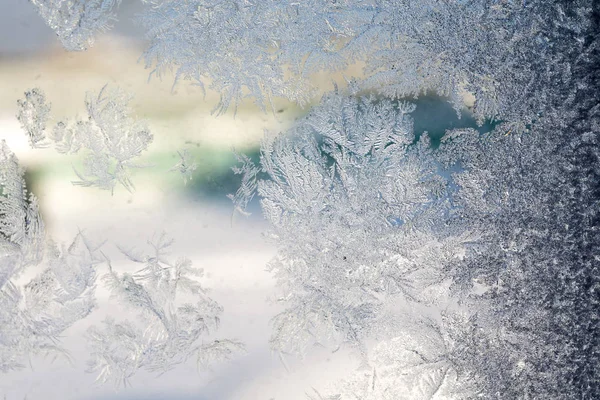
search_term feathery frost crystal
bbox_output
[13,0,600,397]
[17,86,153,193]
[29,0,121,51]
[231,92,473,357]
[86,233,242,386]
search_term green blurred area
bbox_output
[23,94,494,204]
[25,144,262,201]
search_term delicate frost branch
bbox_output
[169,149,197,185]
[1,141,101,372]
[86,232,243,387]
[29,0,121,51]
[16,89,51,149]
[17,86,153,194]
[228,151,259,217]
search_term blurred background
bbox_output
[0,2,488,399]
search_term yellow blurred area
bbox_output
[0,35,299,159]
[0,32,374,232]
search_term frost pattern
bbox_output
[169,149,197,185]
[29,0,121,51]
[350,1,591,127]
[231,93,473,357]
[18,0,600,397]
[120,0,349,112]
[140,0,318,113]
[136,1,591,126]
[313,317,477,400]
[16,89,51,149]
[0,141,100,372]
[32,0,591,126]
[17,86,153,193]
[86,233,243,387]
[234,85,599,397]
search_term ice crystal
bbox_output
[86,232,242,387]
[17,86,153,193]
[0,141,101,372]
[29,0,121,51]
[231,92,474,356]
[316,317,477,400]
[16,89,51,149]
[228,151,259,217]
[169,149,197,185]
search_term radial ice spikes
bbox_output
[231,93,474,357]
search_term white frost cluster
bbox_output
[17,86,153,193]
[86,233,242,386]
[0,142,101,372]
[29,0,120,51]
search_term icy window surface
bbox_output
[17,86,153,193]
[3,0,599,398]
[86,232,242,387]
